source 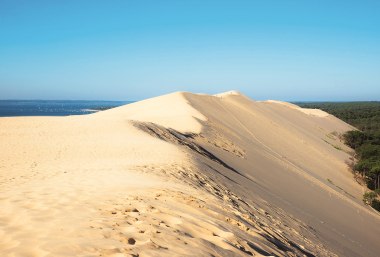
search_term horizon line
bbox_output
[1,98,379,103]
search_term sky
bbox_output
[0,0,379,101]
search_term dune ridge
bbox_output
[264,100,330,117]
[1,91,379,257]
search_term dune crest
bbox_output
[214,90,242,98]
[1,91,379,257]
[265,100,330,117]
[93,91,207,134]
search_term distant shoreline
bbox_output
[0,100,132,117]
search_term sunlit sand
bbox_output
[1,92,379,256]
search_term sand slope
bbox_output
[1,92,379,257]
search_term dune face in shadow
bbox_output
[132,121,249,179]
[0,91,379,257]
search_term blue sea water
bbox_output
[0,100,132,117]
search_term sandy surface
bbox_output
[1,91,379,257]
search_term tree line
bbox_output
[296,102,380,211]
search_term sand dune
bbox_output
[1,91,379,257]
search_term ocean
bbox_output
[0,100,132,117]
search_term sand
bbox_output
[1,91,379,257]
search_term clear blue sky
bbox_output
[0,0,379,101]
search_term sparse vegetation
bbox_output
[363,191,377,205]
[297,102,380,211]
